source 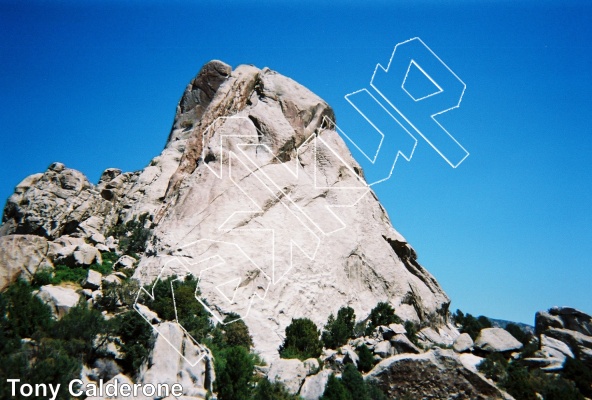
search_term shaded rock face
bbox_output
[0,235,52,291]
[535,307,592,368]
[138,322,214,398]
[367,349,506,400]
[0,60,452,364]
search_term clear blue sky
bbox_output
[1,0,591,325]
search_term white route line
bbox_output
[370,37,469,168]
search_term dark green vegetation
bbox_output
[453,309,492,340]
[505,322,534,346]
[356,343,376,373]
[365,302,402,336]
[0,280,153,400]
[477,349,592,400]
[142,275,213,342]
[107,213,152,256]
[279,318,324,360]
[322,306,356,349]
[320,364,386,400]
[251,379,302,400]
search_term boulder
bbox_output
[377,325,395,341]
[540,334,574,360]
[95,244,110,253]
[459,353,484,373]
[135,304,161,324]
[373,340,392,358]
[453,333,474,353]
[417,326,456,347]
[535,310,564,335]
[303,358,320,375]
[389,323,407,335]
[0,234,52,291]
[56,243,102,267]
[105,236,119,252]
[299,369,332,400]
[103,274,122,285]
[89,232,106,245]
[267,358,307,395]
[36,285,80,318]
[83,269,102,290]
[390,334,421,354]
[545,328,592,363]
[114,255,136,270]
[73,244,102,266]
[367,349,508,399]
[474,328,523,353]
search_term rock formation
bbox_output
[1,60,453,363]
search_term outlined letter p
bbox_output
[371,37,468,167]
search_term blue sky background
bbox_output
[1,0,590,325]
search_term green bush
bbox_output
[453,309,490,340]
[3,279,54,338]
[52,264,88,285]
[143,275,212,341]
[367,382,387,400]
[0,281,113,400]
[31,267,53,287]
[341,364,369,400]
[214,346,255,400]
[477,315,492,329]
[365,302,402,335]
[501,362,538,400]
[320,367,387,400]
[95,280,140,312]
[322,306,356,349]
[356,343,375,373]
[542,375,584,400]
[111,310,155,376]
[562,357,592,397]
[404,320,420,346]
[475,355,589,400]
[108,214,151,256]
[505,323,532,346]
[27,338,82,400]
[52,300,106,363]
[320,374,351,400]
[477,353,508,382]
[519,341,539,359]
[279,318,323,360]
[89,251,118,275]
[219,313,253,349]
[32,251,118,288]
